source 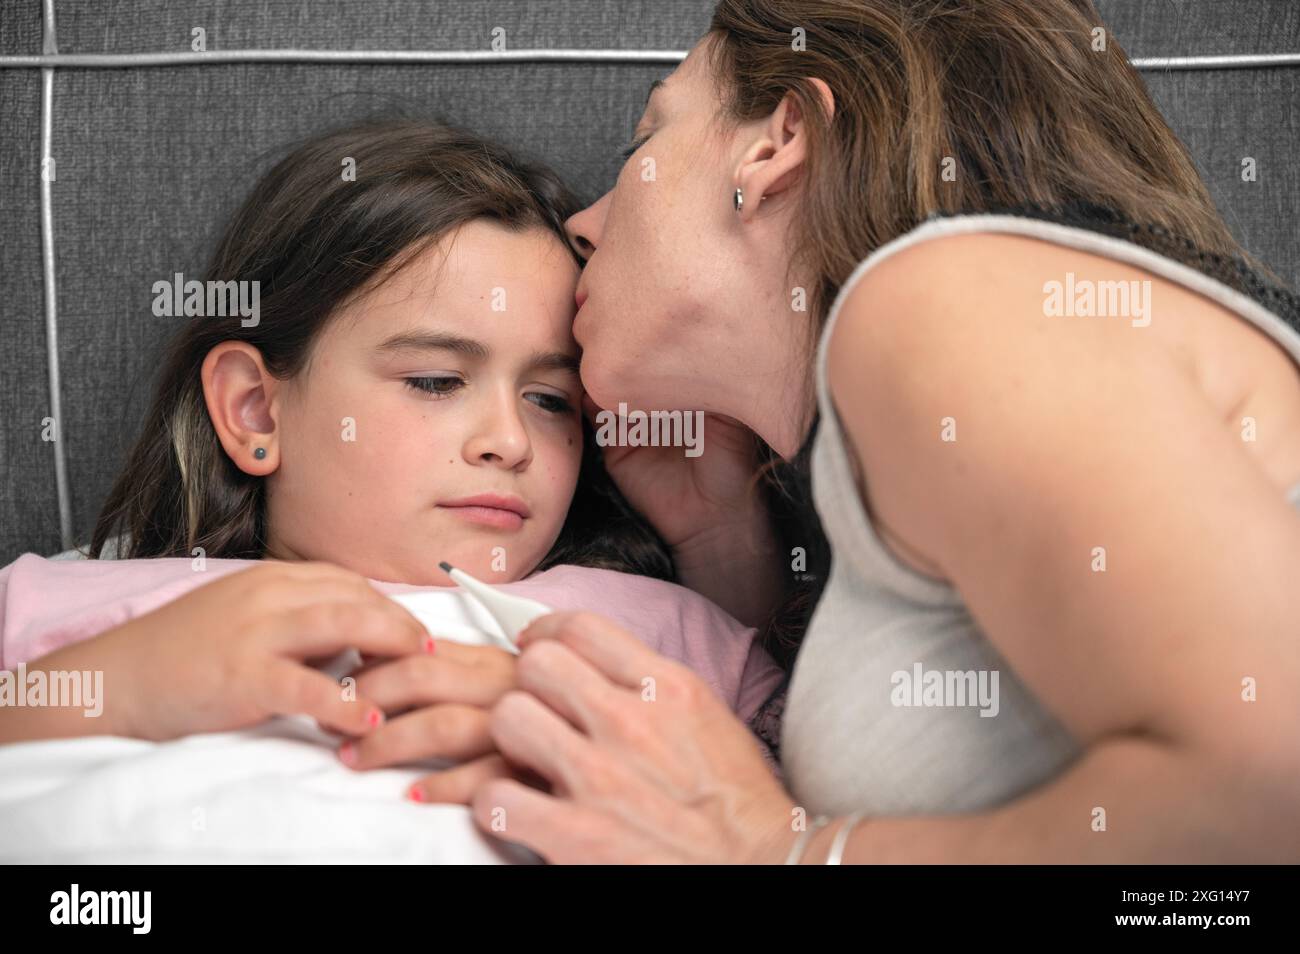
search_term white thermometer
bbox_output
[437,561,553,654]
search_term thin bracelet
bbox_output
[783,814,830,865]
[824,811,869,865]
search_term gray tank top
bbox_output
[781,212,1300,817]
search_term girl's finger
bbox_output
[352,638,503,674]
[410,753,515,805]
[269,599,428,659]
[354,654,510,710]
[261,659,386,737]
[342,703,493,770]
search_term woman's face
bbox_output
[258,222,584,586]
[565,36,819,459]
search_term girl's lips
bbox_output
[438,505,525,531]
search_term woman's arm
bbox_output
[805,232,1300,861]
[466,233,1300,863]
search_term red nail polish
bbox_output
[407,784,426,803]
[424,636,436,655]
[367,708,384,728]
[338,742,358,767]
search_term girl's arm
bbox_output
[0,562,429,745]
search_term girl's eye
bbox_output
[405,376,463,397]
[619,135,650,161]
[527,392,574,415]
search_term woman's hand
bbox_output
[4,561,430,744]
[586,394,769,552]
[333,642,523,802]
[585,394,785,626]
[465,610,799,863]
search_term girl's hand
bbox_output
[35,561,429,743]
[467,610,799,863]
[333,642,524,802]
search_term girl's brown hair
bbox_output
[708,0,1271,667]
[92,118,672,580]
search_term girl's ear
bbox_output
[200,342,282,476]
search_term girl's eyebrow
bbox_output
[378,330,488,359]
[529,350,582,376]
[376,330,579,376]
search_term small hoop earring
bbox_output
[733,187,744,213]
[253,447,267,460]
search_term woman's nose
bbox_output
[564,191,610,260]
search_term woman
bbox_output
[414,0,1300,862]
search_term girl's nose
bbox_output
[463,394,532,471]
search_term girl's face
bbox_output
[260,221,584,585]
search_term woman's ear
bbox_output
[734,78,835,222]
[200,341,282,476]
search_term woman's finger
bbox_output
[341,703,493,769]
[517,611,672,690]
[513,639,631,738]
[261,659,385,737]
[487,690,607,800]
[470,776,623,864]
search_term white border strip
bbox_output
[1,49,1294,70]
[1129,53,1300,70]
[38,0,74,550]
[0,49,689,67]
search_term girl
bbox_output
[0,120,785,800]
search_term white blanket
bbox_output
[0,589,542,864]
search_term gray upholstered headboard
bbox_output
[1,0,1297,565]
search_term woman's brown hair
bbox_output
[92,118,672,580]
[708,0,1276,667]
[708,0,1253,326]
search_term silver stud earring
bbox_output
[734,187,744,213]
[253,447,267,460]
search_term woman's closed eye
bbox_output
[620,134,650,161]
